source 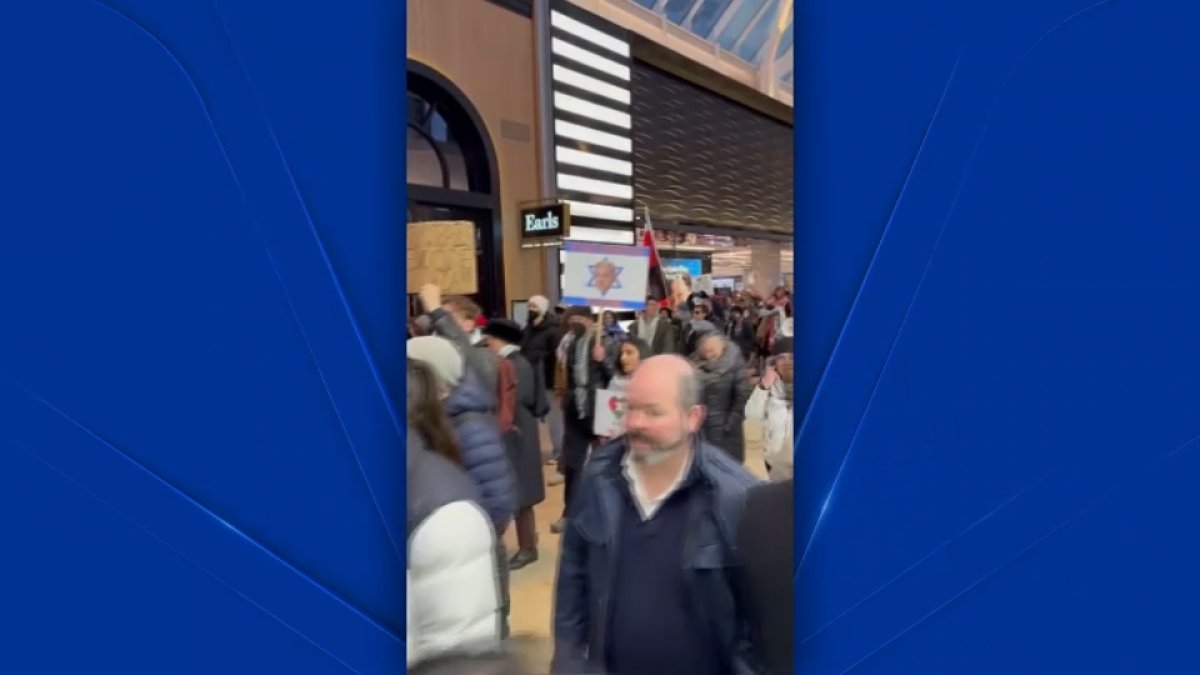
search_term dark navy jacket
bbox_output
[551,438,765,674]
[444,368,516,529]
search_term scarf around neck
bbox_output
[572,332,591,418]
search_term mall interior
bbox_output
[408,0,793,319]
[408,0,793,669]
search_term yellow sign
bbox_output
[406,221,477,295]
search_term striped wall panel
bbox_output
[546,1,635,244]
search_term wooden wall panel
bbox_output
[407,0,549,311]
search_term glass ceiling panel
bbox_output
[617,0,793,89]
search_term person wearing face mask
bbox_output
[551,355,763,675]
[552,306,616,534]
[745,336,794,481]
[520,295,563,467]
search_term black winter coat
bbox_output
[521,315,559,392]
[503,349,548,509]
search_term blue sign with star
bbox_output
[586,258,624,293]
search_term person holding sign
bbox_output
[552,307,617,535]
[592,338,651,441]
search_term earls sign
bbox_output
[519,203,570,247]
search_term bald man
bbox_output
[551,355,766,675]
[592,259,618,296]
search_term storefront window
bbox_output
[636,227,793,295]
[406,93,472,191]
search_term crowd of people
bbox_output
[406,281,796,674]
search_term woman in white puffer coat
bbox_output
[407,360,503,668]
[745,336,794,481]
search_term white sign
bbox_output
[561,242,649,310]
[694,274,714,295]
[593,388,627,438]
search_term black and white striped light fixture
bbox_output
[546,3,635,246]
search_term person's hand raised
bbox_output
[418,284,442,313]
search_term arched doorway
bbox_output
[407,60,505,319]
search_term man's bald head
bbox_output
[625,354,705,463]
[631,354,701,411]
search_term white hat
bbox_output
[406,336,464,390]
[529,295,550,314]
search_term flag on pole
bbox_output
[640,207,670,307]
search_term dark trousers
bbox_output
[515,506,537,552]
[563,465,580,519]
[561,410,592,518]
[495,533,510,639]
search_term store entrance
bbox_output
[406,60,505,321]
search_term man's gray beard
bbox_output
[629,436,689,466]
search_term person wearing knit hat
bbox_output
[528,295,550,317]
[407,336,465,394]
[518,295,563,473]
[483,318,547,570]
[409,333,517,637]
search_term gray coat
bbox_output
[694,343,752,462]
[406,431,482,544]
[429,307,499,398]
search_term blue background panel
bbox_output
[1,0,406,671]
[798,0,1200,672]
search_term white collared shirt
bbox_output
[620,450,693,521]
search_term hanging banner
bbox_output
[406,221,477,295]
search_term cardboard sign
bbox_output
[407,221,477,295]
[593,388,627,438]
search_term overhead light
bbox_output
[554,92,630,129]
[555,146,633,176]
[551,37,630,81]
[557,173,633,199]
[551,10,630,58]
[565,201,634,223]
[553,64,630,105]
[566,224,636,244]
[554,120,632,154]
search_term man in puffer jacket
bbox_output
[408,336,516,526]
